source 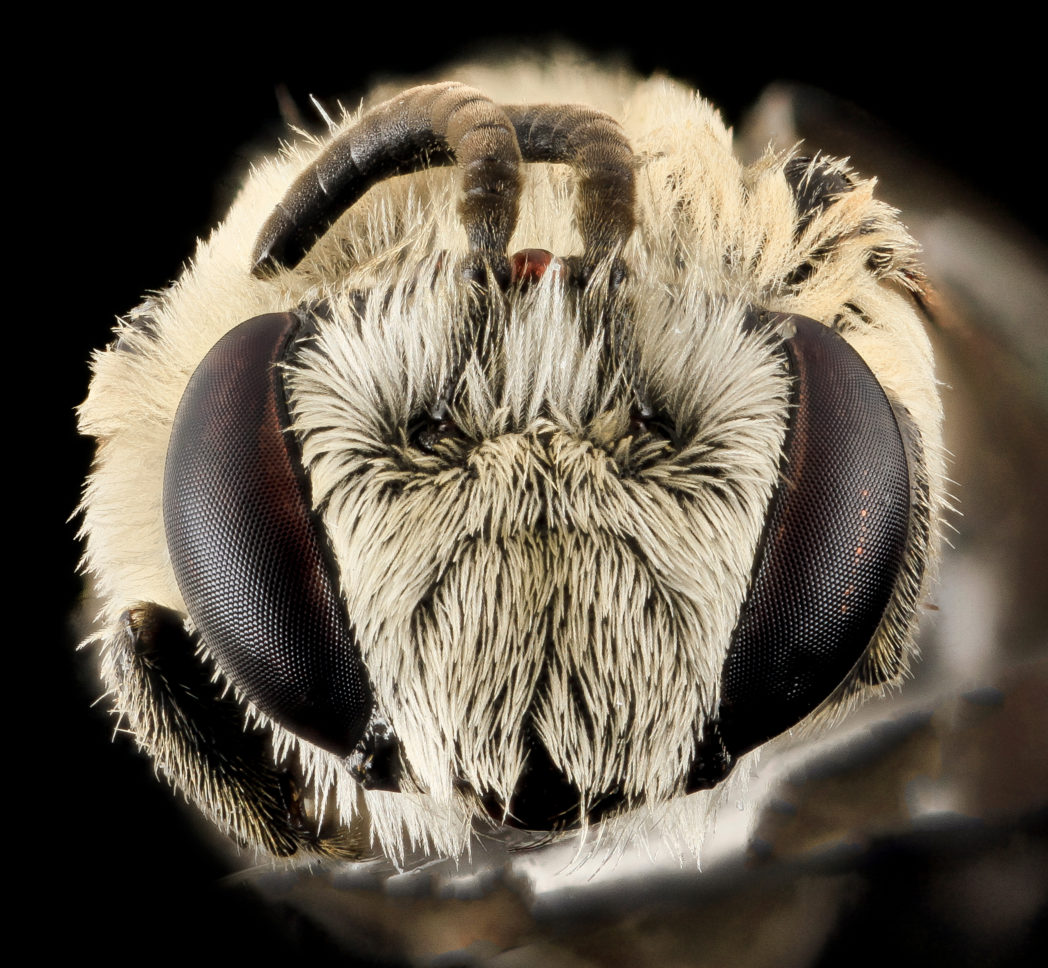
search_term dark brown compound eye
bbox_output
[688,312,917,790]
[163,312,372,758]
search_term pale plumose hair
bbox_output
[79,54,945,867]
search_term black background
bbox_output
[45,12,1043,963]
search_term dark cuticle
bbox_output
[628,409,674,442]
[349,718,405,793]
[411,416,463,453]
[281,771,308,833]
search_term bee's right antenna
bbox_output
[251,82,523,285]
[504,102,636,284]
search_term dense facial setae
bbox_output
[78,62,943,863]
[290,276,788,828]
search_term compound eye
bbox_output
[163,313,372,757]
[691,313,916,787]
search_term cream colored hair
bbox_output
[79,54,944,865]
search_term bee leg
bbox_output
[101,603,366,858]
